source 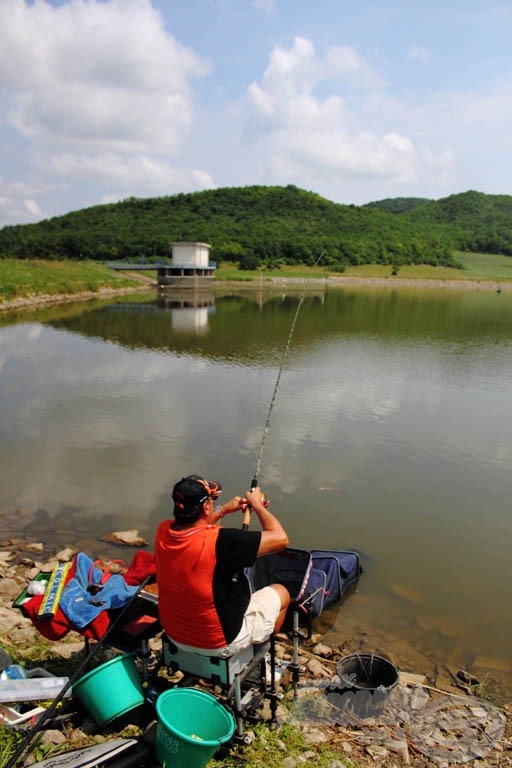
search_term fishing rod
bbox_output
[244,251,325,527]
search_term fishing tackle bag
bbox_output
[249,547,361,634]
[307,549,361,617]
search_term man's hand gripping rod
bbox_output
[242,475,258,530]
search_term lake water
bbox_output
[1,285,511,692]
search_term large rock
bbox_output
[55,547,75,562]
[306,658,332,678]
[0,577,23,599]
[366,744,389,761]
[8,625,38,645]
[101,530,147,547]
[23,542,45,554]
[303,727,329,746]
[0,606,24,632]
[40,729,67,746]
[312,642,333,658]
[0,551,14,572]
[50,641,86,659]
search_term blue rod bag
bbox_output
[249,547,361,630]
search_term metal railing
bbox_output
[106,261,217,270]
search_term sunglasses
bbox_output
[197,478,220,504]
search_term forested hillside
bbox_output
[403,191,512,255]
[367,190,512,256]
[0,185,511,269]
[0,185,456,270]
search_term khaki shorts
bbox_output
[169,586,282,658]
[224,586,281,655]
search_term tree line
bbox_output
[0,185,511,270]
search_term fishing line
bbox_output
[250,251,325,490]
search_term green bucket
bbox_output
[155,688,235,768]
[73,653,144,725]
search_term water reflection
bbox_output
[40,286,512,359]
[1,286,512,692]
[156,290,215,334]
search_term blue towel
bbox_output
[60,553,138,629]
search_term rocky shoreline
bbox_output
[0,284,152,315]
[0,274,510,315]
[1,537,510,768]
[264,275,510,292]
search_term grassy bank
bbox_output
[216,256,512,282]
[454,251,512,279]
[1,254,511,308]
[0,259,142,302]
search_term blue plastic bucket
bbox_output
[156,688,235,768]
[73,653,144,725]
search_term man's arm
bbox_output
[245,487,289,556]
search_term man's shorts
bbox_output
[169,586,282,658]
[223,586,282,655]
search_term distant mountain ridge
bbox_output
[0,185,511,268]
[363,197,431,214]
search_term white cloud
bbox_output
[0,0,214,224]
[245,36,419,183]
[0,3,509,224]
[0,0,209,155]
[23,199,43,218]
[35,152,214,196]
[0,176,49,225]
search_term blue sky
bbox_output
[0,0,511,226]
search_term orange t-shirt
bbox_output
[154,521,261,648]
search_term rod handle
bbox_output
[242,475,258,530]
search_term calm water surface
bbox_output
[1,286,511,682]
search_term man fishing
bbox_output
[154,474,290,656]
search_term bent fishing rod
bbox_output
[243,252,325,529]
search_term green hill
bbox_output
[368,190,512,256]
[403,190,512,255]
[2,185,512,269]
[0,185,457,270]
